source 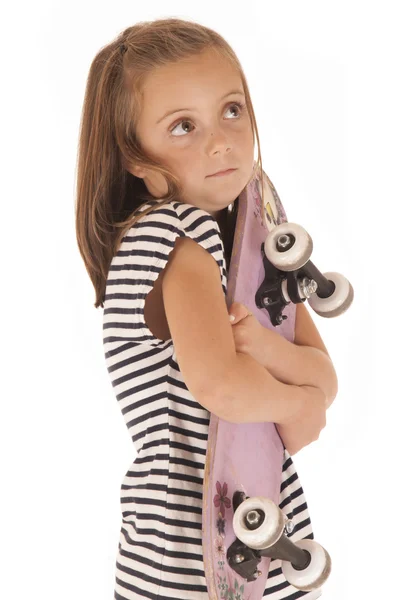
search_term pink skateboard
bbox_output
[202,167,352,598]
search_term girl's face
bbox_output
[131,49,255,219]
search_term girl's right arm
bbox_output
[162,236,321,427]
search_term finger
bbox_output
[229,303,250,324]
[228,301,240,323]
[229,302,244,315]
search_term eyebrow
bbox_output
[156,89,245,124]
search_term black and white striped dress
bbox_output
[102,200,322,600]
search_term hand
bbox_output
[228,301,280,367]
[276,385,327,455]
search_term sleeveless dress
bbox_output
[102,200,322,600]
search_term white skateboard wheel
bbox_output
[281,539,332,591]
[232,496,285,550]
[307,271,354,317]
[264,223,313,271]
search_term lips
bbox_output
[207,168,237,177]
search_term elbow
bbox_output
[325,365,339,409]
[212,389,241,424]
[198,383,240,424]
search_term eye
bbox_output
[169,101,246,137]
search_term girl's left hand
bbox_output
[228,301,272,365]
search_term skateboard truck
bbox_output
[227,492,311,581]
[255,241,336,327]
[255,221,353,324]
[227,491,331,589]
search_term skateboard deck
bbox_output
[202,167,296,599]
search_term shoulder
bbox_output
[173,201,224,251]
[126,200,223,251]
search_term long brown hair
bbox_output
[75,17,265,308]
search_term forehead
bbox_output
[140,50,243,117]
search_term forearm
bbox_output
[259,328,338,408]
[215,352,307,425]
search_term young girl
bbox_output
[75,17,338,600]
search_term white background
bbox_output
[1,1,400,598]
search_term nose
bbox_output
[206,128,232,155]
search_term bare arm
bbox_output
[257,331,338,408]
[255,302,338,408]
[162,234,326,438]
[210,351,325,429]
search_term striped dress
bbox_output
[102,200,322,600]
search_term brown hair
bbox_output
[75,17,265,308]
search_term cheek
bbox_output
[234,122,254,153]
[165,152,199,182]
[244,123,255,147]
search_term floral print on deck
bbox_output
[215,535,226,571]
[214,481,232,518]
[213,480,245,600]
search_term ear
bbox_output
[131,165,147,178]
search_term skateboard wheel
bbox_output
[307,271,354,317]
[264,223,313,271]
[232,496,285,550]
[281,539,332,591]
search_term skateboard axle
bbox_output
[246,509,264,528]
[228,534,311,581]
[258,532,311,569]
[300,259,335,299]
[277,233,294,250]
[228,531,311,582]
